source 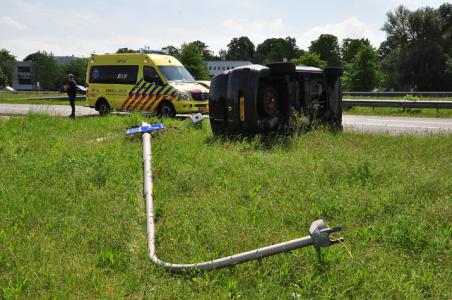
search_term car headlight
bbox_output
[176,91,191,100]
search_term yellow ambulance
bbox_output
[86,51,209,117]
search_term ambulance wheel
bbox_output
[96,99,110,116]
[157,101,176,118]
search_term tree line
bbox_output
[0,50,88,91]
[0,3,450,91]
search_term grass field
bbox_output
[0,114,451,299]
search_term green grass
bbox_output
[0,114,451,299]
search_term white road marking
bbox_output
[364,118,451,125]
[353,122,441,129]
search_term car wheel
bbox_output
[96,99,110,116]
[259,85,279,117]
[158,102,176,118]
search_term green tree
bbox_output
[0,49,16,87]
[291,52,327,68]
[226,36,255,61]
[255,37,301,64]
[343,44,380,91]
[178,43,209,80]
[381,4,452,90]
[187,41,215,60]
[24,51,59,90]
[0,68,8,89]
[341,38,371,65]
[162,45,180,57]
[116,48,138,53]
[309,34,342,67]
[55,58,89,88]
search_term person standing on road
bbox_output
[66,74,77,118]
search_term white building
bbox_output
[206,60,252,77]
[10,61,33,91]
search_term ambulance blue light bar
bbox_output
[140,49,168,54]
[126,123,165,135]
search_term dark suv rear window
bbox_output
[89,65,138,84]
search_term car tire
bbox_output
[96,99,110,116]
[258,85,279,117]
[157,101,176,118]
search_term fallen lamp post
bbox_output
[127,122,344,273]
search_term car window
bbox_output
[143,66,162,84]
[158,66,195,82]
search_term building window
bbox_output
[18,79,32,85]
[18,66,31,73]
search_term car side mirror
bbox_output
[154,76,163,86]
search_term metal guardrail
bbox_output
[0,96,85,101]
[343,99,452,109]
[2,95,451,110]
[0,91,60,95]
[343,91,452,98]
[25,96,85,101]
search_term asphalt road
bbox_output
[1,103,451,135]
[342,115,452,135]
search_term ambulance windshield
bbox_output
[158,66,195,82]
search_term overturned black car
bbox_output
[209,62,343,135]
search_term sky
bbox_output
[0,0,447,60]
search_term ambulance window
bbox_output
[158,65,195,82]
[143,66,160,84]
[89,65,138,84]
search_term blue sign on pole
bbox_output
[126,123,165,135]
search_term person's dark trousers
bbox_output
[69,94,76,117]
